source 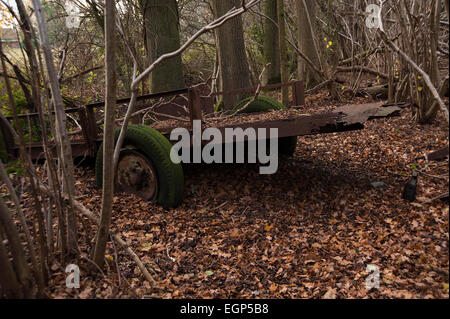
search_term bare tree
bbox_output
[364,0,448,124]
[31,0,79,254]
[91,0,117,269]
[113,0,262,173]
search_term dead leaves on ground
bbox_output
[7,96,448,299]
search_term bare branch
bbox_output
[113,0,262,170]
[377,0,449,124]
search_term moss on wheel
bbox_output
[232,95,286,114]
[232,96,298,156]
[95,125,184,209]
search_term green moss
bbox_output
[214,100,225,113]
[5,160,25,176]
[232,95,286,113]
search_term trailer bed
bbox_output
[151,101,401,140]
[0,80,402,160]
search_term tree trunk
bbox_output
[263,0,281,85]
[213,0,251,110]
[31,0,78,255]
[1,33,49,289]
[277,0,289,105]
[144,0,185,93]
[429,0,441,86]
[418,0,442,123]
[444,0,449,22]
[296,0,321,87]
[92,0,117,269]
[0,198,35,298]
[0,236,23,298]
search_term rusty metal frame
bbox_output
[86,88,189,108]
[209,102,400,142]
[0,80,403,161]
[206,80,305,107]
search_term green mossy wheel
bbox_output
[95,125,184,209]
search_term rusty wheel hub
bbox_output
[115,150,158,201]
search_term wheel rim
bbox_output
[115,150,158,201]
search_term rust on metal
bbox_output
[144,96,190,121]
[188,87,203,122]
[115,150,158,201]
[0,79,403,161]
[292,81,305,107]
[86,87,189,108]
[3,107,84,119]
[155,102,402,143]
[426,147,449,161]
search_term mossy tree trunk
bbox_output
[263,0,281,85]
[296,0,321,87]
[143,0,185,93]
[277,0,289,105]
[213,0,251,110]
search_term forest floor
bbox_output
[4,92,449,299]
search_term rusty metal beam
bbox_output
[292,80,305,107]
[86,88,189,108]
[163,102,401,144]
[188,87,203,122]
[4,107,83,119]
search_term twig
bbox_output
[73,199,157,286]
[377,0,449,124]
[66,113,82,131]
[212,201,228,211]
[143,110,189,123]
[110,234,122,290]
[336,66,388,79]
[208,63,269,121]
[113,0,263,171]
[417,170,448,180]
[61,66,103,83]
[79,255,121,289]
[38,183,157,286]
[423,192,449,204]
[305,79,334,95]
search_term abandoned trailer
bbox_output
[0,81,402,209]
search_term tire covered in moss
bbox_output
[95,125,184,209]
[232,96,298,156]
